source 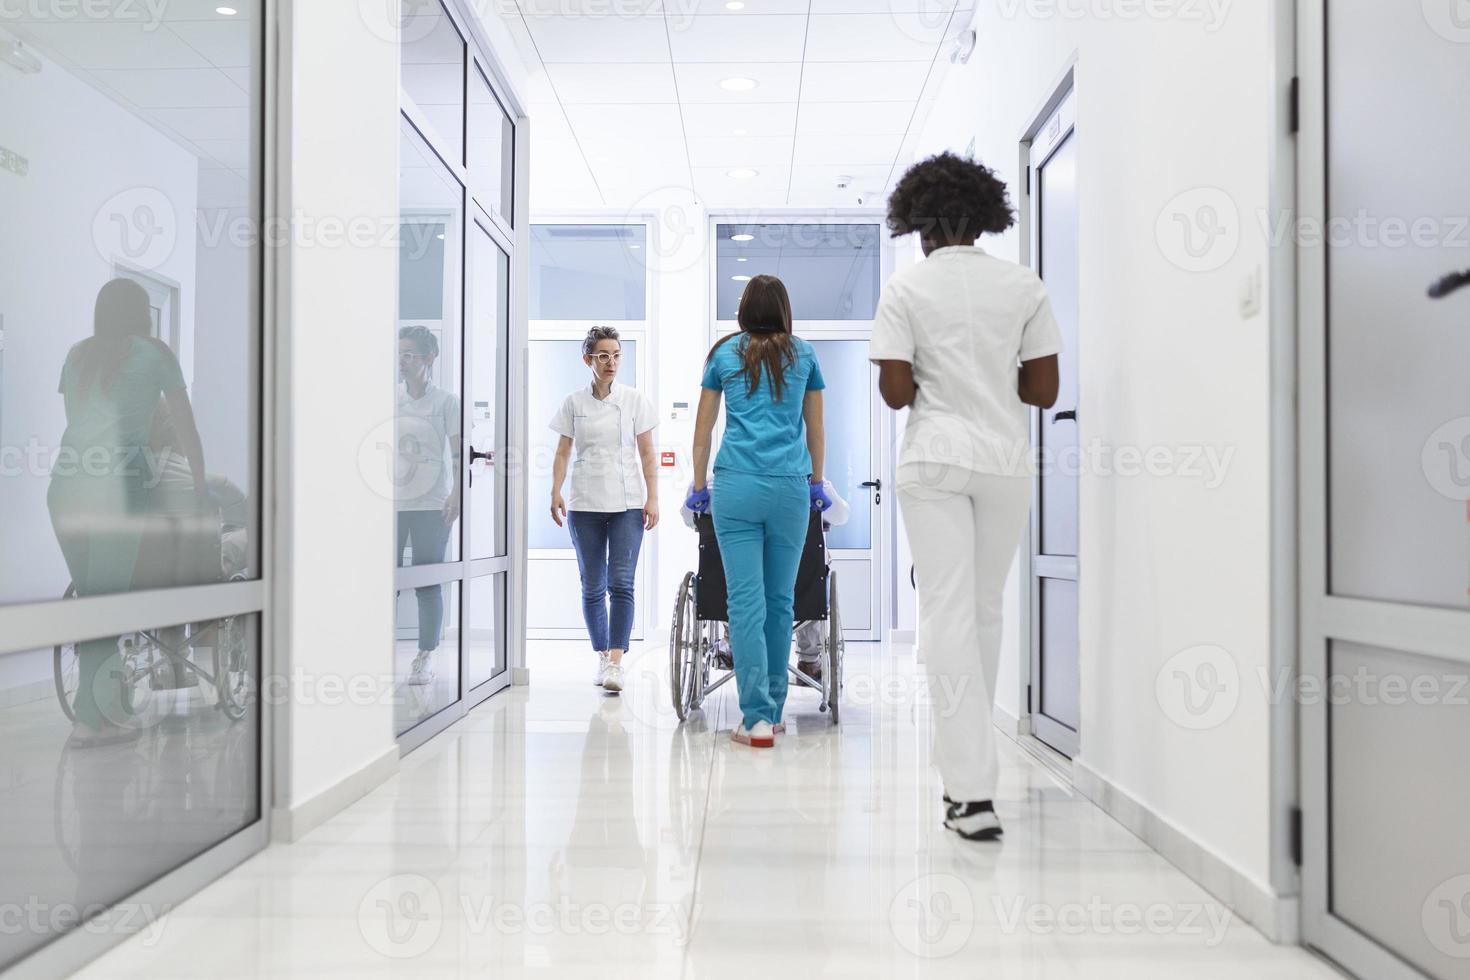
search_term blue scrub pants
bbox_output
[711,472,808,729]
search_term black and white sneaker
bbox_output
[945,800,1003,841]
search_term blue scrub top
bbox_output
[702,333,825,478]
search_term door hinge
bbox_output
[1288,76,1300,135]
[1289,806,1303,866]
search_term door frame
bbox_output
[1295,1,1470,973]
[1017,61,1080,756]
[395,1,527,753]
[523,212,660,644]
[703,210,894,642]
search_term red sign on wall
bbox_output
[660,451,677,468]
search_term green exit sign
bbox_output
[1,146,28,177]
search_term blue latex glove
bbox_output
[685,486,711,514]
[809,479,833,512]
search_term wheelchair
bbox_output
[668,510,844,724]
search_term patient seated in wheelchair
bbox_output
[687,479,849,680]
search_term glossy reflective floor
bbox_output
[74,640,1338,978]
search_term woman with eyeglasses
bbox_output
[549,326,659,694]
[395,325,461,689]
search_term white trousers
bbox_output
[897,463,1031,803]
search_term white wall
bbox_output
[280,0,401,816]
[911,5,1278,892]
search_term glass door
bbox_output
[1299,4,1470,977]
[393,1,519,749]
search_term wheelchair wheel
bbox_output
[669,572,703,721]
[213,615,252,721]
[823,570,843,725]
[52,586,79,721]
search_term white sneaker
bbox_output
[602,663,624,693]
[731,719,774,748]
[408,652,435,687]
[593,652,610,686]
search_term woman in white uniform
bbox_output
[550,327,659,693]
[395,325,461,688]
[872,152,1062,841]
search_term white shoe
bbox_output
[407,652,435,687]
[731,719,774,748]
[593,652,610,686]
[602,663,624,693]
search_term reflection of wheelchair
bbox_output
[669,511,843,724]
[52,489,253,725]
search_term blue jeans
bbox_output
[567,509,644,652]
[711,472,808,729]
[397,510,451,652]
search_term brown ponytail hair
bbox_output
[705,274,797,400]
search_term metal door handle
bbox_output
[1428,269,1470,299]
[1052,410,1077,424]
[470,446,494,464]
[860,480,881,489]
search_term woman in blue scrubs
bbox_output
[687,275,828,748]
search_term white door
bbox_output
[1027,90,1080,758]
[1300,4,1470,978]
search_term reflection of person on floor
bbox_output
[47,278,209,748]
[395,325,461,687]
[557,700,650,928]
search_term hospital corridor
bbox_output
[0,0,1467,977]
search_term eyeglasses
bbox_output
[399,351,426,361]
[590,352,622,365]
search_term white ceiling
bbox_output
[503,0,974,209]
[3,2,258,208]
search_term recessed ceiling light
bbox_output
[736,256,748,262]
[731,233,755,242]
[436,233,445,240]
[719,76,758,92]
[727,168,759,179]
[731,275,752,281]
[732,128,748,136]
[725,1,745,8]
[215,5,238,14]
[629,244,641,249]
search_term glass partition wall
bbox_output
[394,1,520,749]
[0,1,270,973]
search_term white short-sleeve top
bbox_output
[869,245,1063,476]
[549,383,659,512]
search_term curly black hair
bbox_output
[885,151,1015,241]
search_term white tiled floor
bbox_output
[74,640,1341,978]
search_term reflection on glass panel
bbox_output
[469,66,514,223]
[0,5,263,606]
[396,579,461,736]
[529,225,647,320]
[528,339,638,551]
[464,573,505,691]
[716,224,880,321]
[808,341,871,549]
[470,229,510,561]
[0,615,259,968]
[400,0,466,165]
[398,119,463,565]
